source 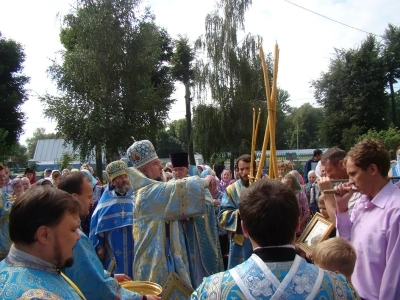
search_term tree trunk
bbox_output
[230,156,235,179]
[95,144,103,182]
[389,74,397,126]
[185,83,196,165]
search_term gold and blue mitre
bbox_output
[106,160,127,182]
[127,140,158,168]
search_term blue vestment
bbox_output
[218,180,252,269]
[0,245,81,299]
[391,165,400,184]
[89,185,134,278]
[190,253,359,299]
[126,168,223,300]
[0,191,13,260]
[64,230,141,300]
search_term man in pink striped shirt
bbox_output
[327,139,400,299]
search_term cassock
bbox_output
[0,245,82,299]
[65,230,142,299]
[89,186,134,278]
[218,180,252,269]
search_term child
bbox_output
[318,196,329,219]
[313,237,357,284]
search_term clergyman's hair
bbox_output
[235,154,251,170]
[345,138,390,177]
[9,187,81,245]
[58,171,87,195]
[234,154,256,176]
[321,146,346,166]
[239,179,299,247]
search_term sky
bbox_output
[0,0,399,145]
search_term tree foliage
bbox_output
[358,126,400,158]
[171,36,196,164]
[382,24,400,126]
[312,35,388,150]
[168,119,188,149]
[41,0,175,178]
[0,35,29,145]
[192,0,294,165]
[156,131,185,158]
[285,103,324,149]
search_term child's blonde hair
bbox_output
[313,237,356,279]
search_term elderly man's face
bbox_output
[112,174,131,195]
[172,167,188,179]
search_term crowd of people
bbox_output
[0,138,399,299]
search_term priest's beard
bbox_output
[115,183,132,196]
[54,241,74,269]
[239,175,250,187]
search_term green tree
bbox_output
[7,143,28,171]
[0,129,11,163]
[0,35,29,145]
[286,103,324,149]
[171,36,196,164]
[382,24,400,126]
[358,126,400,158]
[59,152,77,170]
[41,0,175,179]
[25,128,60,159]
[156,131,185,158]
[168,118,188,149]
[312,35,388,150]
[194,0,285,168]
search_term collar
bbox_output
[253,245,297,262]
[368,180,395,209]
[7,244,58,273]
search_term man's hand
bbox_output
[114,273,131,282]
[97,247,105,261]
[213,199,220,207]
[317,176,333,194]
[334,182,355,213]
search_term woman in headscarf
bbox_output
[282,173,310,236]
[9,178,24,200]
[50,170,61,188]
[218,169,233,193]
[80,169,105,236]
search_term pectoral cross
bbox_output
[120,209,126,219]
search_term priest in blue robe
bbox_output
[191,179,359,299]
[218,154,253,269]
[126,140,223,300]
[90,161,134,278]
[0,187,84,299]
[0,190,14,261]
[59,171,148,300]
